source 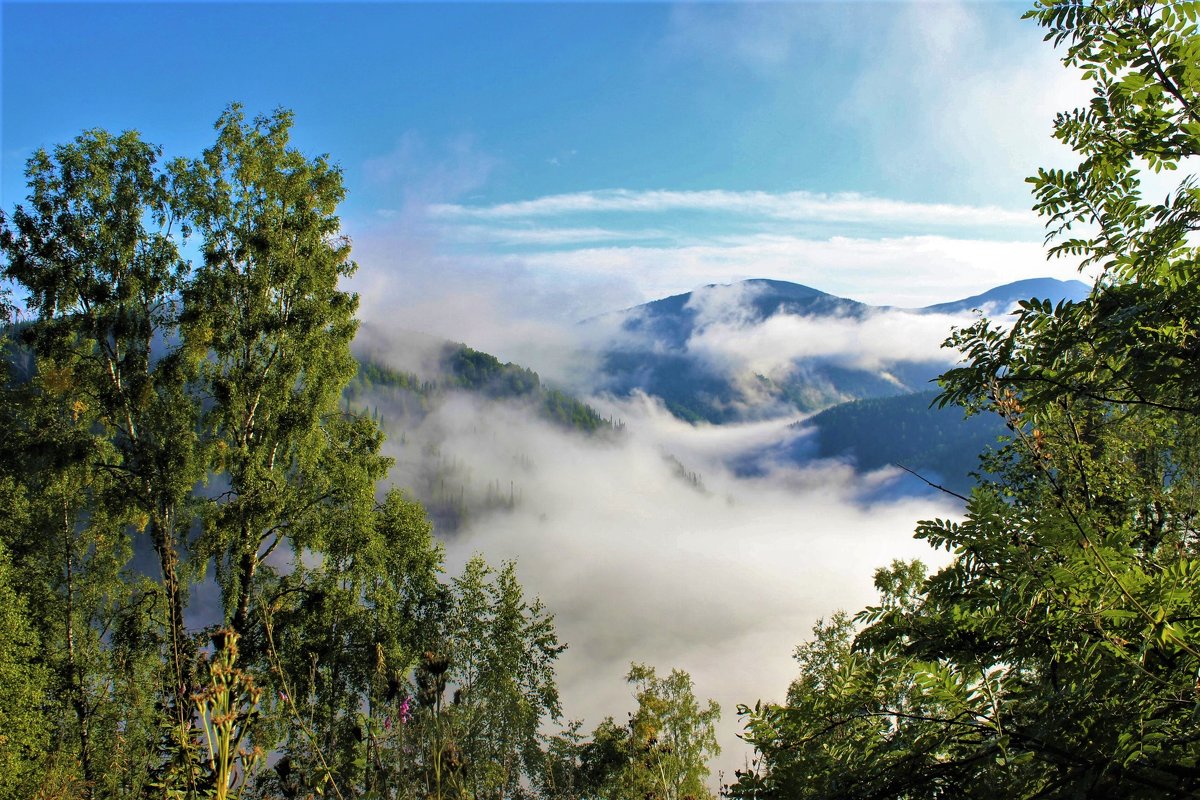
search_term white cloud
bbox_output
[342,2,1106,358]
[443,223,661,247]
[351,212,1080,359]
[504,233,1077,309]
[839,1,1090,204]
[403,185,1077,317]
[371,390,957,786]
[686,309,968,378]
[348,225,642,390]
[431,188,1036,229]
[683,280,766,328]
[662,2,862,76]
[362,131,501,216]
[658,0,1091,207]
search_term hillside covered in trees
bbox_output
[345,345,621,532]
[804,391,1006,495]
[588,278,1088,425]
[347,344,616,436]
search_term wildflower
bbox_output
[279,690,289,703]
[399,695,413,724]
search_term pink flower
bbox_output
[399,696,412,724]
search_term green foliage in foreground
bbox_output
[0,104,720,800]
[733,2,1200,797]
[564,665,721,800]
[0,535,50,797]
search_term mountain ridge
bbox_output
[918,277,1091,314]
[586,275,1092,424]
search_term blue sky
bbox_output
[3,1,1093,327]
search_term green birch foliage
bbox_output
[572,664,720,800]
[177,105,385,639]
[252,488,444,798]
[447,556,565,800]
[0,111,443,798]
[0,127,201,651]
[623,664,720,800]
[0,105,582,800]
[0,129,203,793]
[0,525,49,797]
[384,555,565,800]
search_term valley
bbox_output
[346,275,1089,778]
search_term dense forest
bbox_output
[1,1,1198,799]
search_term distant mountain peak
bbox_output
[713,278,829,298]
[587,274,1093,424]
[623,276,1090,319]
[920,277,1091,315]
[621,278,829,315]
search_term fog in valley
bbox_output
[354,307,970,778]
[336,144,1096,778]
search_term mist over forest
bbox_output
[349,320,956,779]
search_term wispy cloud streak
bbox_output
[444,224,668,247]
[430,189,1036,228]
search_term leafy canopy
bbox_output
[734,2,1200,798]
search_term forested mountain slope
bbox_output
[345,342,618,531]
[347,342,615,435]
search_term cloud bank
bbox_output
[370,388,958,783]
[685,308,966,377]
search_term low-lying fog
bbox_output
[366,373,958,781]
[347,226,1011,778]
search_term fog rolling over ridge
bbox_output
[352,276,1089,779]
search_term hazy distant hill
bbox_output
[919,277,1091,315]
[616,279,868,351]
[595,279,881,421]
[348,277,1089,516]
[346,342,618,532]
[803,390,1008,495]
[590,277,1091,424]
